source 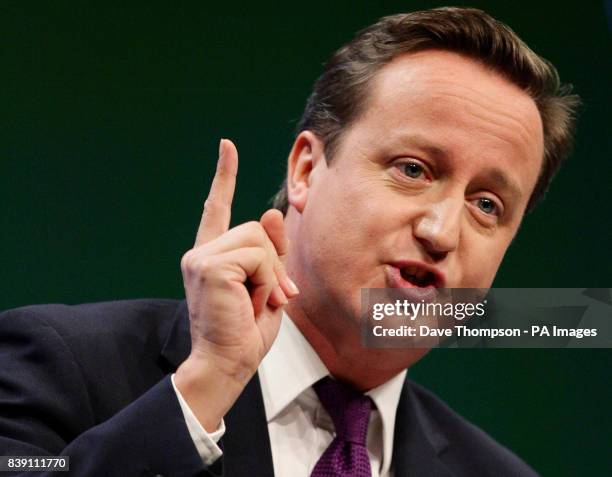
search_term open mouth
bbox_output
[386,261,445,289]
[400,265,438,287]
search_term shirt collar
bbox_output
[365,367,407,476]
[258,312,407,476]
[258,312,329,421]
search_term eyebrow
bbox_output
[390,133,524,201]
[392,133,448,161]
[483,167,523,202]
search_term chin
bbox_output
[356,347,430,370]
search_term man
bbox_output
[0,7,578,477]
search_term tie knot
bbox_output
[313,377,372,445]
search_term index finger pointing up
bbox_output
[195,139,238,246]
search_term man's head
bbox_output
[279,7,579,376]
[274,7,579,214]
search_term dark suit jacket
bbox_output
[0,299,538,476]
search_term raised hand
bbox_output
[174,139,298,431]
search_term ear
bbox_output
[287,131,326,213]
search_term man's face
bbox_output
[286,50,544,346]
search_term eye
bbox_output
[398,161,425,179]
[475,197,499,215]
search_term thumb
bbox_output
[260,209,289,263]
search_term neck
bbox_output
[282,210,428,391]
[285,299,428,392]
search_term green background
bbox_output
[1,1,610,474]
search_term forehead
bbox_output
[355,50,544,170]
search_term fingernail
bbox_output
[271,285,289,306]
[285,276,300,296]
[218,138,225,157]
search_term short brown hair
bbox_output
[272,7,579,213]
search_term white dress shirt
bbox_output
[172,313,407,476]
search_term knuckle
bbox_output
[197,256,216,277]
[181,250,216,282]
[244,220,260,230]
[274,258,286,274]
[267,265,280,284]
[261,253,277,276]
[203,198,220,215]
[244,221,266,243]
[253,247,267,263]
[180,250,195,273]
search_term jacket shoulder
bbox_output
[0,299,184,417]
[408,379,539,476]
[0,298,180,345]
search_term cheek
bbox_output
[302,176,389,275]
[458,234,512,287]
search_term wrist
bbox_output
[174,352,251,432]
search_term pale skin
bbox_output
[174,139,298,431]
[175,50,545,430]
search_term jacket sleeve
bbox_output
[0,308,223,477]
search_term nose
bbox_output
[412,196,462,261]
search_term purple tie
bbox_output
[310,376,373,477]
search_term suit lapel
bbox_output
[160,301,275,477]
[160,300,192,369]
[392,378,454,477]
[222,373,275,477]
[163,302,456,477]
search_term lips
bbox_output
[400,264,436,287]
[385,261,446,289]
